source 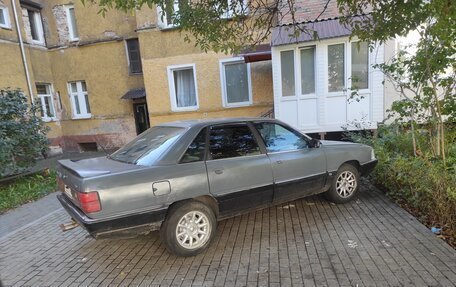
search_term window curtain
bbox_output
[174,69,196,107]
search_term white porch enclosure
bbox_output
[271,36,385,133]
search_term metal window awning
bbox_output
[238,44,271,63]
[271,16,364,46]
[121,88,146,100]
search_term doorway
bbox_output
[133,103,150,135]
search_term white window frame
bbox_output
[157,0,180,29]
[298,45,317,97]
[220,0,249,19]
[349,41,370,92]
[27,9,44,44]
[65,5,79,41]
[326,40,347,96]
[219,57,252,108]
[167,64,199,112]
[0,5,11,29]
[36,83,57,122]
[68,81,91,119]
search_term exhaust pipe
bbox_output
[60,220,79,232]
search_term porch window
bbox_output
[168,64,198,111]
[0,6,11,28]
[220,59,252,107]
[36,84,56,121]
[300,47,315,95]
[280,50,295,97]
[351,42,369,89]
[328,43,345,92]
[68,81,91,119]
[66,5,79,41]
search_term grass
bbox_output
[0,170,57,214]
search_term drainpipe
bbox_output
[11,0,34,104]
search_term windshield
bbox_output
[109,126,185,165]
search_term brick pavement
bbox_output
[1,182,455,286]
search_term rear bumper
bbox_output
[359,159,378,176]
[57,194,167,238]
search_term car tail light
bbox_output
[77,191,101,213]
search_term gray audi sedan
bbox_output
[57,118,377,256]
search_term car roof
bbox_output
[157,117,276,129]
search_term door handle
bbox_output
[276,160,283,164]
[214,169,224,175]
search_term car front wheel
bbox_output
[160,200,216,257]
[324,164,360,204]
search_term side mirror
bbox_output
[309,138,321,148]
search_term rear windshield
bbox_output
[109,126,185,165]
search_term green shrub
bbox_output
[346,124,456,242]
[0,88,49,177]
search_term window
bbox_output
[180,128,206,163]
[68,81,91,118]
[126,39,142,74]
[300,47,315,95]
[167,64,198,111]
[209,125,260,160]
[157,0,185,28]
[220,59,251,107]
[328,43,345,92]
[220,0,248,19]
[254,122,308,152]
[110,126,185,165]
[26,9,44,43]
[280,50,295,97]
[351,42,369,90]
[0,6,11,28]
[36,84,55,120]
[66,5,79,41]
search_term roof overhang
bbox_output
[271,16,369,46]
[238,44,271,63]
[121,88,146,100]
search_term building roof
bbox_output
[121,88,146,99]
[271,15,368,46]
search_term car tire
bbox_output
[324,163,360,204]
[160,200,217,257]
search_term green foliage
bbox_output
[0,89,50,177]
[346,124,456,241]
[0,170,57,213]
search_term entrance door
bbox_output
[133,103,150,135]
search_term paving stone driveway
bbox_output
[1,182,455,287]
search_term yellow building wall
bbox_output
[139,29,273,125]
[46,41,144,150]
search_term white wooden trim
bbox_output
[167,64,199,112]
[36,83,57,122]
[68,81,91,119]
[65,5,79,42]
[0,6,11,29]
[219,57,253,108]
[30,10,45,44]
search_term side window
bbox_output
[209,125,260,160]
[180,129,206,163]
[254,123,308,152]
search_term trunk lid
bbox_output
[58,156,142,178]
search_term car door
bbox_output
[205,123,274,218]
[253,122,327,204]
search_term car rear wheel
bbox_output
[324,164,359,204]
[160,201,216,257]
